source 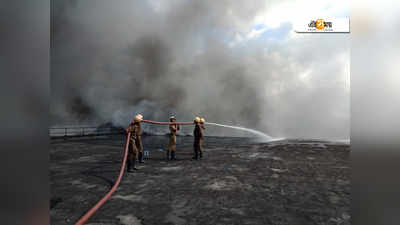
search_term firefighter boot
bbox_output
[171,151,176,160]
[192,150,198,160]
[132,158,138,170]
[127,159,134,173]
[166,150,170,161]
[138,152,145,163]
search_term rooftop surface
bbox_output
[50,135,350,225]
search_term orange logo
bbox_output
[315,19,325,30]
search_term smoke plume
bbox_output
[51,0,349,139]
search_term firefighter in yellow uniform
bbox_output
[199,118,206,159]
[125,114,143,172]
[167,115,180,160]
[192,117,203,160]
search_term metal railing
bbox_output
[49,126,125,138]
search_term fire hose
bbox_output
[74,131,131,225]
[74,119,195,225]
[142,119,194,125]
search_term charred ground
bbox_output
[50,135,350,225]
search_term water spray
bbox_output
[205,122,273,141]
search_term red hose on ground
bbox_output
[74,119,194,224]
[74,132,131,225]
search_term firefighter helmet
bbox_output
[134,114,143,122]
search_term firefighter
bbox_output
[125,114,143,172]
[200,118,206,130]
[167,115,180,160]
[192,116,203,160]
[135,114,145,164]
[199,118,206,159]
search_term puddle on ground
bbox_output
[112,194,146,203]
[204,176,252,191]
[70,179,96,189]
[160,166,183,172]
[116,214,142,225]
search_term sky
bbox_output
[51,0,349,140]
